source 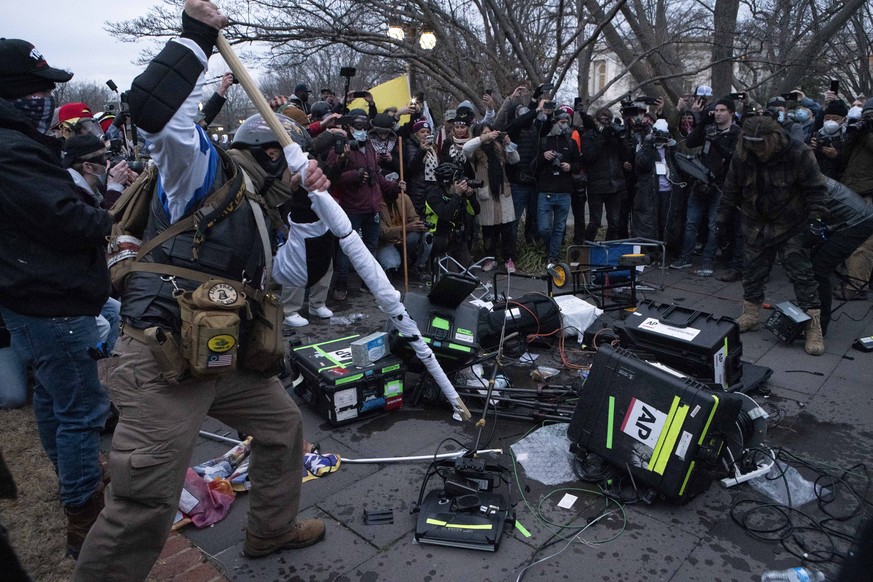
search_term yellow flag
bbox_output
[347,75,413,124]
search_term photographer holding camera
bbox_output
[672,98,739,278]
[632,119,682,254]
[425,162,481,268]
[532,107,582,266]
[809,99,849,180]
[325,109,403,300]
[581,106,630,242]
[836,97,873,301]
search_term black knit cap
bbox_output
[0,38,72,99]
[823,99,849,117]
[61,135,107,168]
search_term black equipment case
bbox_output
[477,294,562,349]
[567,345,741,503]
[290,334,405,425]
[395,291,480,373]
[614,300,742,388]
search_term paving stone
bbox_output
[215,508,378,582]
[498,510,699,581]
[756,345,841,396]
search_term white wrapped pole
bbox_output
[308,190,471,421]
[216,33,469,421]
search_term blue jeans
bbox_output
[335,212,381,286]
[510,182,539,242]
[537,192,572,261]
[377,231,433,270]
[680,186,719,264]
[0,308,109,506]
[0,345,28,409]
[96,297,121,351]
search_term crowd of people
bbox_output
[1,0,872,579]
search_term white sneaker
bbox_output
[283,313,309,327]
[482,259,496,272]
[309,305,333,319]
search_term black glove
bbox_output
[803,218,829,248]
[358,167,372,185]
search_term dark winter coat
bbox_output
[719,138,829,242]
[0,97,112,317]
[632,141,682,241]
[531,133,582,194]
[326,142,400,214]
[580,125,630,195]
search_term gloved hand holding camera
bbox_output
[803,218,829,248]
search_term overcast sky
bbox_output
[2,2,243,94]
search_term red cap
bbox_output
[57,102,93,124]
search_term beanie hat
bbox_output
[280,104,309,126]
[61,134,106,168]
[715,98,736,113]
[453,106,474,124]
[862,97,873,116]
[269,95,289,112]
[0,38,72,99]
[848,106,862,121]
[57,102,93,124]
[823,99,848,117]
[294,83,311,94]
[444,109,456,124]
[653,119,669,133]
[412,119,431,133]
[372,113,396,129]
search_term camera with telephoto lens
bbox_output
[815,132,834,150]
[110,154,147,174]
[846,118,872,135]
[465,179,485,188]
[335,138,361,154]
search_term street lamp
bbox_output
[419,31,436,50]
[386,22,436,94]
[387,23,405,41]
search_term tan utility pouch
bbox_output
[177,280,248,377]
[241,292,284,373]
[141,326,189,384]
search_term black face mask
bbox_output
[251,146,287,176]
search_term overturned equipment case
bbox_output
[290,335,405,426]
[614,300,743,388]
[568,345,742,503]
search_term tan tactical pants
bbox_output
[73,334,303,582]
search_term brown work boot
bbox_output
[804,309,825,356]
[64,483,105,559]
[735,301,761,332]
[243,519,326,558]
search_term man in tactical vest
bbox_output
[74,1,330,579]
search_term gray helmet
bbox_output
[232,113,312,151]
[309,100,333,121]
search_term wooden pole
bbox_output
[398,136,408,293]
[215,34,293,150]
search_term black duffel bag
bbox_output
[478,294,562,349]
